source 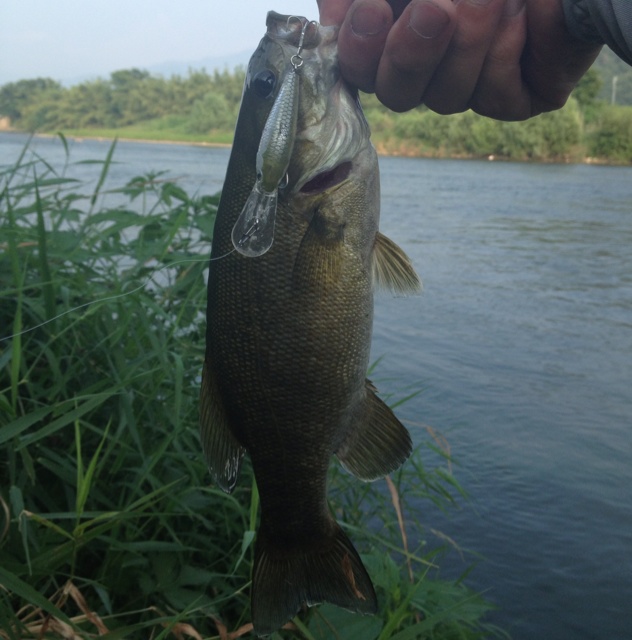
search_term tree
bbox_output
[187,92,234,133]
[593,48,632,105]
[573,67,603,107]
[589,105,632,161]
[0,78,61,122]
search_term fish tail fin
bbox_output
[251,522,377,635]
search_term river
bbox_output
[2,132,631,639]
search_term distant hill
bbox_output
[593,48,632,105]
[59,51,251,87]
[145,51,251,79]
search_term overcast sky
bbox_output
[0,0,319,85]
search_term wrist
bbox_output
[562,0,604,44]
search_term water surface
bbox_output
[375,156,632,640]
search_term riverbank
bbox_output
[32,130,232,149]
[36,127,233,148]
[38,129,626,166]
[372,139,619,165]
[2,126,627,166]
[5,60,632,166]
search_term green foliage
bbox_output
[572,67,603,107]
[0,67,245,137]
[187,92,236,134]
[0,78,63,122]
[588,104,632,162]
[2,63,632,162]
[0,140,504,638]
[593,48,632,106]
[367,99,584,161]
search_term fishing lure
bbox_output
[231,18,314,257]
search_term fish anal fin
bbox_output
[372,231,421,294]
[251,522,377,636]
[200,359,245,493]
[336,380,412,481]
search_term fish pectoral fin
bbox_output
[292,212,346,290]
[336,380,412,481]
[372,231,422,294]
[200,359,245,493]
[251,521,377,635]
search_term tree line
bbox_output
[1,64,632,163]
[362,71,632,163]
[0,67,245,134]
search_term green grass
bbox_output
[0,136,508,639]
[48,116,234,146]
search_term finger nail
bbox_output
[503,0,525,16]
[351,3,389,37]
[409,1,450,39]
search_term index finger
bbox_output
[318,0,355,25]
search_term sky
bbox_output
[0,0,319,85]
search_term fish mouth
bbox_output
[299,161,352,195]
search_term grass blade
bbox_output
[33,172,56,326]
[90,137,117,208]
[0,407,53,445]
[75,419,111,521]
[0,567,75,626]
[3,188,24,410]
[15,392,117,451]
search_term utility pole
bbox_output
[611,75,619,104]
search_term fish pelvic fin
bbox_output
[372,231,422,294]
[251,522,377,636]
[199,359,245,493]
[336,380,412,481]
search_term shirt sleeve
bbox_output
[563,0,632,64]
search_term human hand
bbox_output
[317,0,602,120]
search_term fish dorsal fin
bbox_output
[336,380,412,481]
[372,231,422,294]
[200,360,245,493]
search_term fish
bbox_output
[200,11,421,636]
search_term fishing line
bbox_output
[0,246,236,343]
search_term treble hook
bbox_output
[238,218,260,247]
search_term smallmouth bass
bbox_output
[200,11,420,635]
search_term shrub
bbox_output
[589,104,632,162]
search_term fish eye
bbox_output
[252,69,276,98]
